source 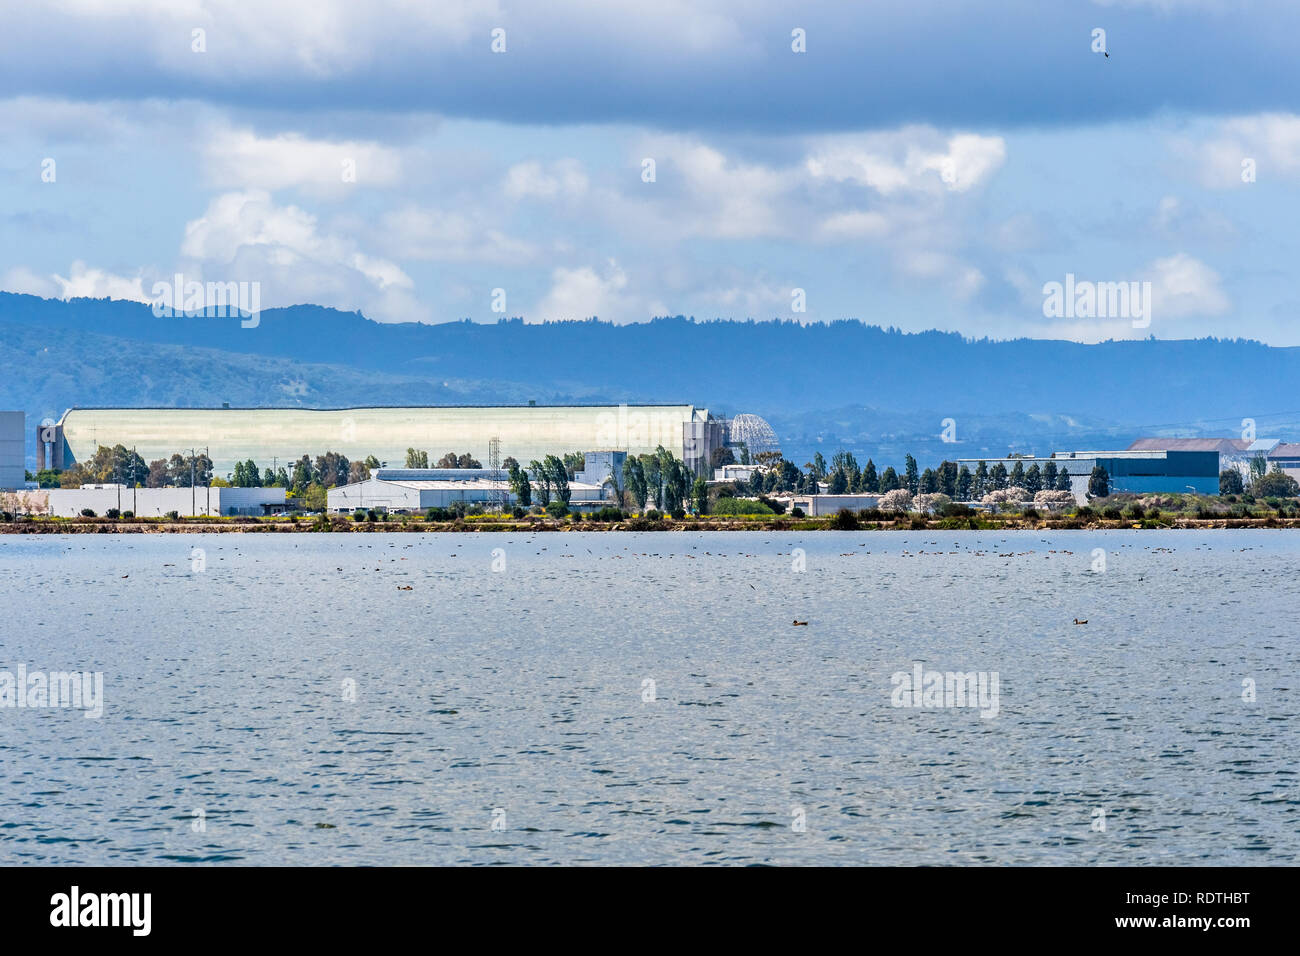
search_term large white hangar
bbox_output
[44,404,724,476]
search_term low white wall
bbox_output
[47,487,284,517]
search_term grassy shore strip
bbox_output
[6,515,1300,533]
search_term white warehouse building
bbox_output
[45,485,286,517]
[327,469,608,513]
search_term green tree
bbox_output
[1055,467,1071,491]
[711,446,736,469]
[691,476,708,514]
[879,466,901,492]
[314,451,350,488]
[643,452,664,507]
[1219,468,1244,496]
[544,455,570,505]
[861,459,879,493]
[1248,454,1268,487]
[919,468,938,494]
[1024,463,1042,495]
[1087,465,1110,499]
[991,462,1008,490]
[563,451,584,479]
[303,482,328,511]
[1253,466,1299,498]
[828,470,848,494]
[811,452,828,480]
[938,460,958,498]
[508,460,532,507]
[407,448,430,469]
[904,454,919,494]
[974,460,989,496]
[291,455,314,494]
[956,465,973,500]
[1043,461,1058,488]
[1010,460,1025,488]
[623,456,647,510]
[662,460,689,514]
[528,459,551,506]
[831,451,860,489]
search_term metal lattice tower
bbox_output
[488,437,504,511]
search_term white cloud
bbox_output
[503,159,589,201]
[1146,252,1230,318]
[1,266,61,298]
[376,206,537,264]
[51,261,149,301]
[202,126,405,194]
[1180,113,1300,188]
[806,129,1006,195]
[534,260,630,321]
[179,190,424,321]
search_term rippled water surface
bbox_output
[1,530,1297,865]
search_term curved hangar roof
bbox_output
[57,405,709,474]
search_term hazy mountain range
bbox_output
[3,293,1298,470]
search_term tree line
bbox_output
[737,451,1076,500]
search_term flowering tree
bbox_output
[1033,489,1076,510]
[879,489,914,512]
[981,486,1029,507]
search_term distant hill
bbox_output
[3,293,1299,469]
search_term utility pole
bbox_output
[206,446,211,517]
[132,445,137,517]
[191,447,196,517]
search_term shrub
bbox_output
[165,510,179,519]
[831,508,859,530]
[1022,507,1040,519]
[1075,506,1095,519]
[80,508,96,517]
[1125,504,1145,520]
[105,508,120,519]
[353,510,366,522]
[512,506,526,518]
[915,493,951,514]
[425,507,451,521]
[645,509,663,520]
[0,511,13,522]
[1102,506,1123,520]
[121,510,133,520]
[940,502,975,518]
[591,506,625,522]
[790,506,805,518]
[546,500,569,519]
[713,497,775,516]
[670,507,686,520]
[756,495,786,515]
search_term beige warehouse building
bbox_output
[44,404,723,477]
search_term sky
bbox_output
[1,0,1298,343]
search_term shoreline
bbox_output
[4,516,1300,533]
